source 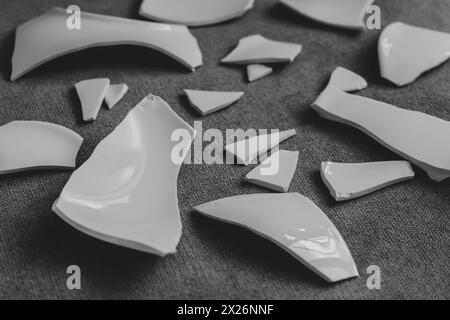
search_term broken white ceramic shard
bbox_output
[105,84,129,109]
[379,22,450,86]
[328,66,367,92]
[0,121,83,174]
[245,150,299,192]
[225,129,296,165]
[222,35,302,64]
[53,94,195,255]
[280,0,374,30]
[75,78,110,122]
[11,7,203,81]
[195,193,359,282]
[139,0,255,27]
[321,161,415,201]
[312,85,450,181]
[184,89,244,116]
[247,64,273,82]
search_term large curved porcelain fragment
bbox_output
[222,35,302,64]
[379,22,450,86]
[53,95,195,255]
[328,66,367,92]
[0,121,83,174]
[312,86,450,181]
[280,0,374,30]
[195,193,359,282]
[245,150,299,192]
[184,89,244,116]
[321,161,415,201]
[75,78,110,121]
[225,129,297,165]
[11,7,203,81]
[139,0,255,27]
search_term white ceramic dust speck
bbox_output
[321,161,415,201]
[11,7,203,81]
[379,22,450,86]
[312,85,450,181]
[53,94,195,256]
[0,121,83,174]
[139,0,255,27]
[195,193,359,283]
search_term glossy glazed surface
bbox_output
[247,64,273,82]
[281,0,374,30]
[105,84,129,109]
[11,7,203,80]
[222,34,302,64]
[225,129,296,165]
[53,95,195,255]
[245,150,299,192]
[379,22,450,86]
[184,89,244,116]
[0,121,83,174]
[312,86,450,181]
[139,0,254,27]
[75,78,110,121]
[195,193,359,282]
[321,161,415,201]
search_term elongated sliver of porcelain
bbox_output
[280,0,374,30]
[0,121,83,174]
[195,193,359,283]
[321,161,415,201]
[222,34,302,64]
[53,94,195,255]
[11,7,203,81]
[312,86,450,181]
[139,0,254,27]
[379,22,450,86]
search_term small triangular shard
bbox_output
[247,64,273,82]
[379,22,450,86]
[245,150,299,192]
[321,161,415,201]
[225,129,296,165]
[105,84,129,109]
[195,193,359,283]
[75,78,110,121]
[222,34,302,64]
[184,89,244,116]
[328,67,367,92]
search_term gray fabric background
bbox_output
[0,0,449,300]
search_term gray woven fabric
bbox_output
[0,0,449,300]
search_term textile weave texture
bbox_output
[0,0,449,299]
